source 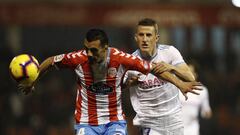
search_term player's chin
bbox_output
[140,47,149,52]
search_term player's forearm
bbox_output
[156,71,183,89]
[37,57,55,81]
[171,66,195,82]
[172,68,195,82]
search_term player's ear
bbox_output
[134,34,137,41]
[156,34,160,42]
[104,44,108,50]
[84,39,88,46]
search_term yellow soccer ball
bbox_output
[9,54,39,85]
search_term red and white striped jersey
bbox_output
[53,47,151,125]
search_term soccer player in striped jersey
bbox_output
[123,18,200,135]
[18,28,201,135]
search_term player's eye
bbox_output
[89,48,98,53]
[146,33,152,37]
[84,46,98,54]
[138,33,144,36]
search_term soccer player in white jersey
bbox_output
[18,28,201,135]
[179,62,212,135]
[123,18,199,135]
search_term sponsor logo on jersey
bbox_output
[54,54,64,62]
[108,67,117,77]
[88,82,113,95]
[139,77,167,89]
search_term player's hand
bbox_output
[123,74,142,89]
[178,81,202,100]
[151,62,173,74]
[18,82,35,95]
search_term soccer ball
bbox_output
[9,54,39,85]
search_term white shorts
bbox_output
[184,121,199,135]
[141,127,184,135]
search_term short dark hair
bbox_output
[86,28,109,47]
[137,18,158,34]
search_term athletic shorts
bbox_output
[75,120,127,135]
[140,126,184,135]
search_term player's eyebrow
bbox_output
[84,46,99,53]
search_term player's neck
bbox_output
[94,48,109,66]
[140,48,157,60]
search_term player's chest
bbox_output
[76,63,119,81]
[150,54,171,64]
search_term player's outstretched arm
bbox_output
[38,56,55,78]
[152,62,195,82]
[18,56,55,95]
[151,64,202,100]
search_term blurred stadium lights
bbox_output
[232,0,240,7]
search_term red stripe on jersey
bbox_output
[83,64,98,125]
[107,79,118,122]
[87,90,98,125]
[107,56,120,122]
[75,84,82,123]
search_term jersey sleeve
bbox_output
[168,46,185,66]
[200,86,212,117]
[122,54,151,75]
[112,48,151,75]
[53,50,86,69]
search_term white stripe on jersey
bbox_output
[75,65,89,124]
[96,94,110,125]
[79,89,89,124]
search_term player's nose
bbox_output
[143,35,148,41]
[87,50,93,57]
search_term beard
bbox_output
[88,56,104,64]
[88,56,97,64]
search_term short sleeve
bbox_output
[168,46,185,66]
[200,86,212,117]
[112,48,151,75]
[53,50,86,69]
[120,54,151,75]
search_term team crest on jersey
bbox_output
[54,54,64,62]
[108,67,117,77]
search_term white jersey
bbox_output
[179,86,212,135]
[125,45,185,130]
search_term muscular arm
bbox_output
[155,62,195,82]
[37,56,55,79]
[153,71,201,100]
[172,63,195,82]
[18,56,56,94]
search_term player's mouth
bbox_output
[141,43,149,48]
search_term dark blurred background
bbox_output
[0,0,240,135]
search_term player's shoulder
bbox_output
[157,44,177,51]
[62,49,88,63]
[132,49,140,56]
[64,49,86,59]
[201,85,209,94]
[110,47,131,57]
[110,47,139,61]
[110,47,121,54]
[53,49,87,64]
